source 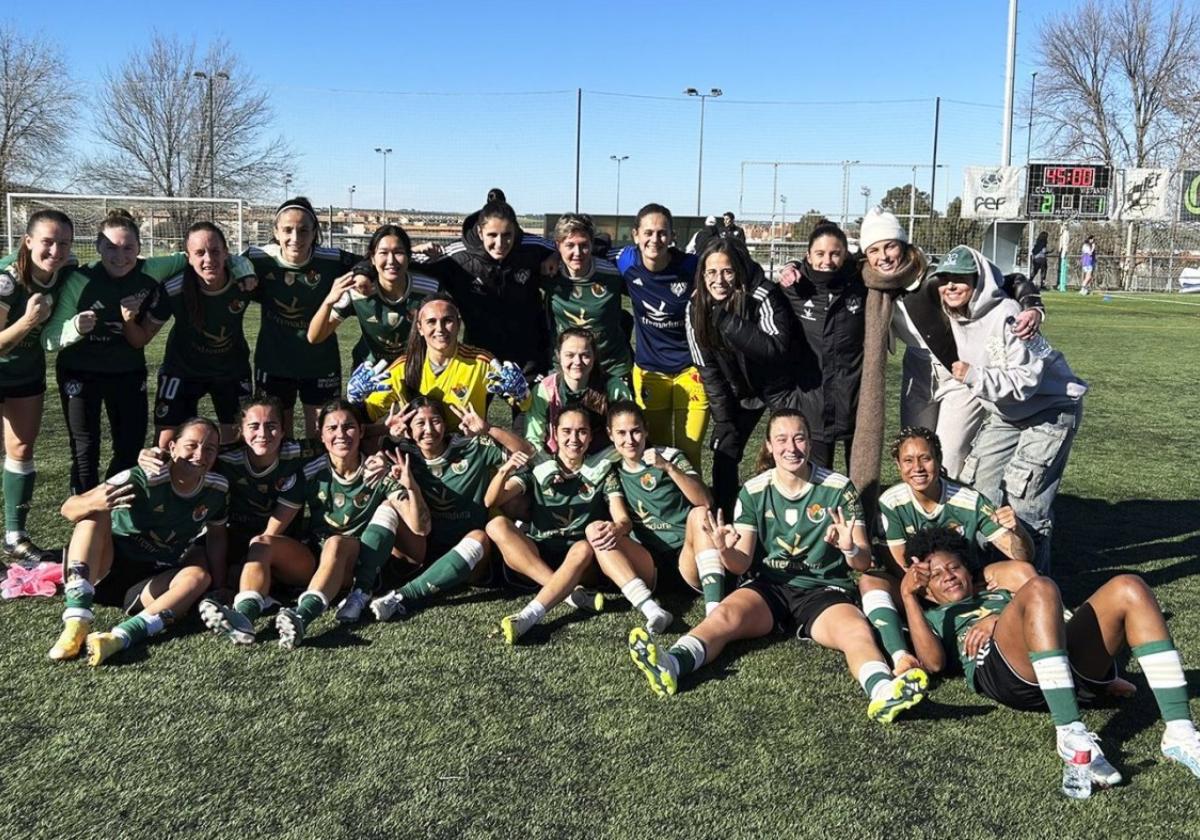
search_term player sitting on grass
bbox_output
[901,526,1200,787]
[49,417,227,666]
[602,401,724,615]
[368,397,532,621]
[487,405,667,643]
[628,408,928,723]
[860,425,1037,675]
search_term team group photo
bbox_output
[2,0,1199,837]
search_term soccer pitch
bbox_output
[1,293,1198,839]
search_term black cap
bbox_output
[487,188,506,204]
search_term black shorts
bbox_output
[255,369,340,408]
[93,552,205,614]
[501,536,580,591]
[739,578,858,640]
[0,376,46,401]
[972,638,1117,710]
[155,368,253,426]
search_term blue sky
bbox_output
[16,0,1078,216]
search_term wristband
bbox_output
[842,544,860,560]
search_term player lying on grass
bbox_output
[860,425,1037,674]
[602,401,723,615]
[487,405,670,643]
[49,417,227,666]
[368,397,532,621]
[199,400,426,649]
[901,526,1200,786]
[628,408,928,723]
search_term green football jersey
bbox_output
[302,455,405,539]
[524,371,634,455]
[216,441,309,533]
[331,270,440,367]
[733,467,866,591]
[603,448,697,555]
[147,269,255,379]
[42,260,168,373]
[397,434,507,544]
[514,451,615,543]
[0,259,76,385]
[543,259,632,377]
[109,465,229,568]
[248,244,359,379]
[922,589,1014,688]
[878,480,1004,565]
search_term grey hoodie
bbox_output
[937,246,1087,422]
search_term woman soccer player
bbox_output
[486,405,656,643]
[627,408,928,723]
[604,401,723,615]
[933,245,1087,572]
[544,213,632,380]
[1079,236,1096,294]
[245,196,359,438]
[307,224,440,369]
[40,210,194,493]
[359,294,498,433]
[121,221,256,447]
[0,210,76,564]
[201,400,426,648]
[524,328,632,455]
[861,425,1036,676]
[368,397,532,620]
[608,204,706,468]
[903,527,1200,787]
[686,237,795,513]
[48,417,227,666]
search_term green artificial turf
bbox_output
[1,292,1198,839]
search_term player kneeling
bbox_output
[902,526,1200,786]
[627,409,927,723]
[49,418,227,666]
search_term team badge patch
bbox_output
[386,311,401,326]
[451,460,469,475]
[65,380,83,397]
[333,492,346,509]
[353,490,371,508]
[591,283,607,298]
[785,508,799,526]
[277,474,296,492]
[304,269,321,287]
[155,404,169,418]
[452,385,468,401]
[670,281,688,297]
[228,299,246,314]
[806,503,825,524]
[639,473,657,491]
[192,504,208,522]
[571,286,583,300]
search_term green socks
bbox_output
[352,522,396,592]
[234,591,265,622]
[296,591,327,625]
[1133,639,1191,723]
[113,612,166,649]
[399,537,485,607]
[862,589,912,667]
[695,550,724,615]
[667,634,707,677]
[1029,649,1082,726]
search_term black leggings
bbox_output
[57,366,148,494]
[807,437,853,474]
[712,405,767,517]
[1029,260,1048,288]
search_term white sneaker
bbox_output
[1056,722,1123,787]
[645,607,673,636]
[1162,728,1200,780]
[370,590,407,622]
[335,588,371,624]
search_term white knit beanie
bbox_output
[860,207,907,250]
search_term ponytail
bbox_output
[402,293,460,399]
[183,222,229,331]
[14,210,74,293]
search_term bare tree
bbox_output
[0,24,78,194]
[1036,0,1200,168]
[82,34,291,199]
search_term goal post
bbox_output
[5,193,245,259]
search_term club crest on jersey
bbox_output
[451,459,469,475]
[353,490,371,508]
[452,385,469,401]
[639,473,657,491]
[845,296,863,315]
[277,474,296,492]
[333,492,346,509]
[570,286,583,300]
[514,269,530,286]
[303,269,321,287]
[670,281,688,297]
[806,503,825,524]
[155,404,169,418]
[591,283,607,298]
[65,380,82,397]
[386,311,401,326]
[192,504,208,522]
[946,521,964,534]
[229,299,246,314]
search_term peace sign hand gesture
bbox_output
[702,508,739,553]
[384,402,418,441]
[448,402,489,437]
[823,507,855,554]
[383,449,414,488]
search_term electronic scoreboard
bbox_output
[1025,163,1113,219]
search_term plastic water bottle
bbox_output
[1062,740,1093,800]
[1007,316,1053,359]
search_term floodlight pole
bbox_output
[685,87,723,215]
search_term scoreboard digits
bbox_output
[1026,163,1112,219]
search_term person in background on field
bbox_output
[686,238,795,514]
[0,210,77,565]
[903,526,1200,788]
[48,417,227,666]
[1079,236,1096,295]
[933,245,1087,573]
[245,196,360,439]
[1029,231,1049,289]
[686,216,720,255]
[719,212,745,243]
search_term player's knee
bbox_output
[485,516,512,541]
[1111,573,1153,605]
[181,565,211,592]
[1021,575,1061,606]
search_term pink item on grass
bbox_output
[2,561,63,599]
